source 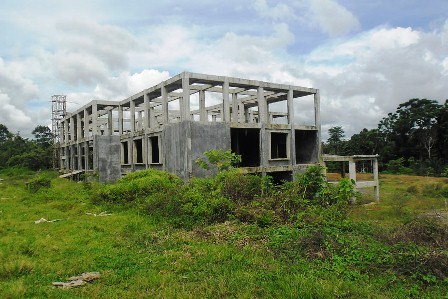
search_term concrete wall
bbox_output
[163,121,230,180]
[94,135,121,183]
[190,121,231,178]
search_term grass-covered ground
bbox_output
[0,168,447,298]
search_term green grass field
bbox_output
[0,169,447,298]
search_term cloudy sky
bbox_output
[0,0,447,139]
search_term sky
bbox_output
[0,0,447,140]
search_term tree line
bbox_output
[0,124,53,170]
[324,98,448,176]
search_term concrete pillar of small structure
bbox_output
[107,110,113,136]
[118,105,123,134]
[231,93,238,122]
[349,158,356,182]
[222,78,230,122]
[373,158,379,201]
[181,73,190,121]
[212,115,217,122]
[257,86,268,123]
[130,100,135,133]
[161,84,169,124]
[83,109,89,138]
[199,90,207,122]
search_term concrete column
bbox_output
[181,73,190,121]
[257,86,267,123]
[150,107,157,128]
[64,118,69,143]
[69,116,75,142]
[77,143,82,170]
[349,158,356,183]
[238,103,245,123]
[199,90,207,122]
[212,115,217,122]
[118,105,123,134]
[231,93,238,122]
[107,110,113,135]
[144,93,150,129]
[77,113,82,141]
[161,84,169,124]
[130,100,135,133]
[223,78,230,122]
[314,91,321,162]
[84,142,89,170]
[288,88,296,166]
[91,103,98,135]
[83,109,89,138]
[373,158,379,201]
[287,88,295,125]
[138,110,143,131]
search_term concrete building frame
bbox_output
[58,72,322,182]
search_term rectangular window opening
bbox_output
[134,139,143,164]
[149,136,160,164]
[271,132,288,159]
[122,141,129,164]
[231,128,260,167]
[295,130,318,164]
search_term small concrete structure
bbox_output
[323,154,379,201]
[58,72,322,182]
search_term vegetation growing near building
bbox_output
[1,167,448,298]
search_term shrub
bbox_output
[26,175,51,192]
[97,169,182,202]
[145,177,233,228]
[195,148,241,172]
[421,183,445,198]
[393,216,448,248]
[215,170,272,203]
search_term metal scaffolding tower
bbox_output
[51,95,66,168]
[51,95,66,143]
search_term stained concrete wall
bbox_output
[163,121,230,180]
[94,135,121,183]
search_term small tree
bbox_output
[195,149,241,172]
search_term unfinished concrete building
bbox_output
[58,72,322,182]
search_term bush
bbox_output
[26,175,51,192]
[421,183,445,198]
[145,177,233,228]
[97,169,182,202]
[215,170,272,203]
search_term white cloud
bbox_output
[0,92,33,132]
[304,24,448,136]
[253,0,296,21]
[308,0,360,36]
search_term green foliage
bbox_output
[0,124,53,170]
[2,168,448,297]
[97,169,182,202]
[384,157,413,174]
[26,174,52,192]
[195,148,241,172]
[325,126,347,155]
